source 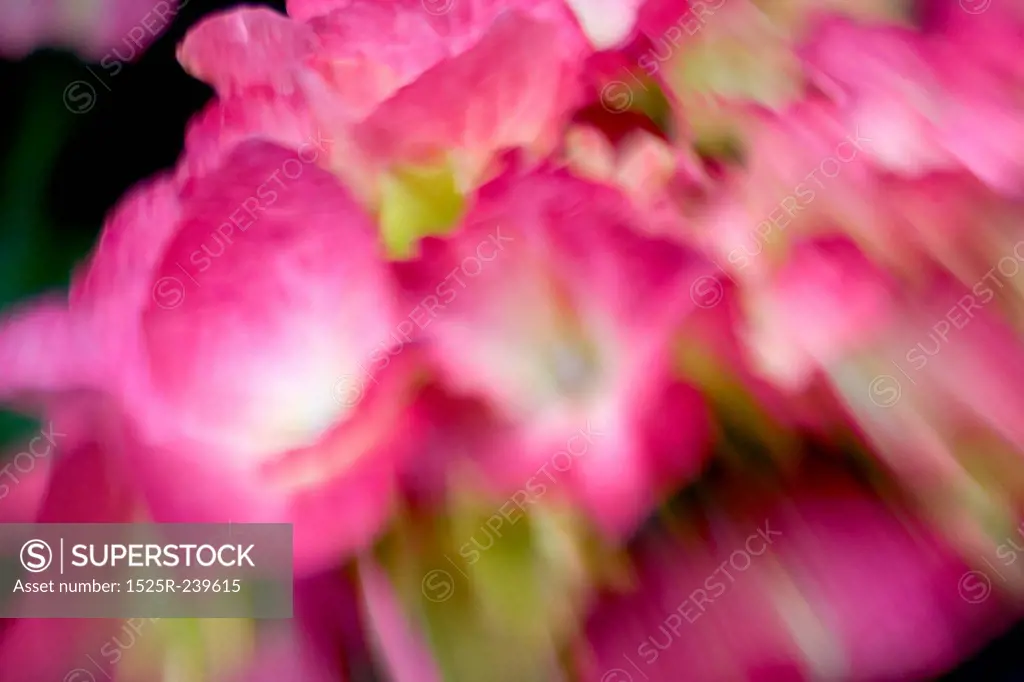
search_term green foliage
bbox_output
[379,162,465,260]
[373,502,591,682]
[0,61,94,448]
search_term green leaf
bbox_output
[374,504,586,681]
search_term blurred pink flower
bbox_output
[580,476,1008,681]
[176,2,590,199]
[286,0,640,50]
[0,0,181,61]
[827,271,1024,488]
[393,166,712,536]
[744,236,899,391]
[802,15,1024,195]
[0,140,421,574]
[3,0,1024,677]
[359,558,442,682]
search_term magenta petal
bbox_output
[359,558,443,682]
[0,616,127,682]
[36,439,137,523]
[116,349,418,575]
[905,277,1024,452]
[582,479,1006,681]
[177,91,322,183]
[395,167,711,535]
[140,140,397,455]
[0,298,98,401]
[177,7,319,97]
[353,12,585,184]
[769,482,1009,679]
[0,444,51,523]
[749,236,898,388]
[64,136,415,572]
[0,441,136,682]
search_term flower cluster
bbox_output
[2,0,1024,679]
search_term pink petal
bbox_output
[394,167,710,534]
[66,139,419,572]
[292,0,588,127]
[353,12,586,189]
[0,616,127,682]
[581,476,1006,681]
[0,0,52,58]
[177,90,323,183]
[117,352,419,573]
[0,298,98,401]
[177,7,319,97]
[290,0,586,51]
[0,442,136,682]
[38,436,138,523]
[140,140,398,457]
[397,383,515,504]
[70,173,183,379]
[747,236,898,389]
[76,0,179,62]
[580,526,802,681]
[359,558,443,682]
[770,479,1008,679]
[900,276,1024,452]
[394,167,699,417]
[0,442,52,523]
[304,3,458,115]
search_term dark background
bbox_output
[0,0,1019,678]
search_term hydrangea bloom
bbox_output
[3,0,1024,679]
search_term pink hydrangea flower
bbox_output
[176,1,591,199]
[0,140,420,574]
[392,165,712,536]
